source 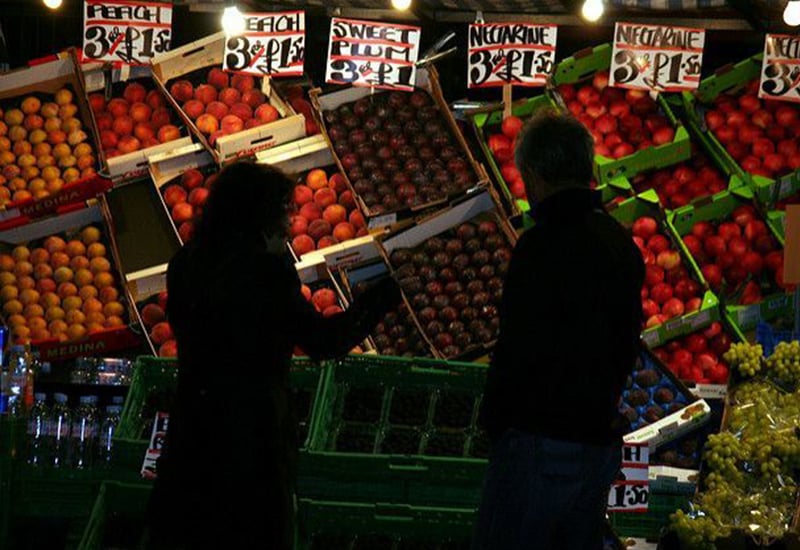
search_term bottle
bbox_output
[6,344,29,416]
[70,395,99,469]
[51,393,71,468]
[27,393,49,466]
[98,404,122,467]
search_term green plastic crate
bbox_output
[0,416,25,461]
[295,498,475,550]
[9,463,102,519]
[300,354,488,507]
[552,44,692,184]
[609,492,691,540]
[668,188,794,331]
[77,481,151,550]
[681,53,800,209]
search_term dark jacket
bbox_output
[147,234,399,549]
[481,188,644,446]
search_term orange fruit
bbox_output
[66,323,86,341]
[3,299,23,315]
[94,272,114,289]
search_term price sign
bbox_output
[607,442,649,513]
[83,0,172,66]
[223,11,304,77]
[141,411,168,480]
[610,22,704,93]
[467,23,557,89]
[326,17,421,91]
[759,34,800,103]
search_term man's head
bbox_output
[514,110,594,202]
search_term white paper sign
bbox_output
[610,22,704,93]
[83,0,172,66]
[141,411,168,480]
[326,17,421,92]
[467,23,557,89]
[759,34,800,104]
[608,442,649,513]
[223,11,305,77]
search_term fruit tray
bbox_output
[300,354,488,507]
[76,481,151,550]
[608,492,692,541]
[606,189,718,349]
[0,203,143,361]
[82,64,193,185]
[681,53,800,210]
[552,43,691,184]
[151,32,305,165]
[668,187,794,331]
[378,191,516,361]
[0,50,112,228]
[649,427,712,471]
[311,65,490,231]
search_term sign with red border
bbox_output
[607,442,649,513]
[760,34,800,104]
[83,0,172,66]
[223,11,305,77]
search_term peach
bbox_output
[77,155,95,171]
[28,130,46,147]
[24,114,43,131]
[0,120,5,136]
[19,288,39,306]
[146,89,165,111]
[105,316,124,328]
[71,255,90,271]
[182,99,205,120]
[25,303,45,319]
[141,303,165,327]
[178,222,194,242]
[323,204,347,226]
[158,124,181,143]
[163,185,187,208]
[89,93,106,114]
[21,97,41,115]
[32,189,49,200]
[48,307,66,324]
[17,276,34,291]
[194,84,217,105]
[57,282,78,297]
[205,101,229,121]
[103,301,124,317]
[290,216,308,237]
[36,278,56,294]
[40,103,59,119]
[306,169,328,190]
[196,114,218,135]
[74,269,93,287]
[219,87,241,107]
[33,263,53,280]
[30,328,50,341]
[322,305,344,318]
[17,153,36,168]
[229,103,252,121]
[13,141,32,156]
[89,256,111,274]
[333,222,356,242]
[232,74,255,93]
[52,142,71,159]
[0,285,18,301]
[244,118,262,130]
[63,118,82,134]
[122,82,146,104]
[62,296,82,311]
[150,321,174,345]
[0,138,11,152]
[47,179,64,194]
[317,236,338,249]
[188,187,209,207]
[48,318,67,333]
[221,115,244,134]
[159,340,178,357]
[41,291,60,308]
[294,184,313,206]
[40,164,59,181]
[101,129,119,151]
[134,123,155,142]
[307,219,332,240]
[181,169,204,190]
[107,98,130,117]
[209,130,226,146]
[4,109,23,126]
[0,253,15,271]
[81,167,96,179]
[44,117,63,132]
[299,203,321,222]
[12,325,31,341]
[79,285,98,301]
[158,291,168,310]
[311,288,337,311]
[66,323,86,341]
[150,108,170,130]
[300,285,312,301]
[54,266,73,283]
[14,261,32,278]
[241,89,265,109]
[314,188,337,209]
[67,130,88,147]
[255,104,279,123]
[33,247,55,265]
[208,68,230,90]
[172,202,193,224]
[170,80,194,103]
[22,166,40,181]
[117,136,141,154]
[3,299,23,315]
[86,312,105,325]
[62,167,80,183]
[291,234,315,256]
[329,173,348,194]
[112,116,134,136]
[9,126,28,142]
[100,113,116,133]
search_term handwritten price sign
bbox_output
[223,11,304,77]
[83,0,171,66]
[468,23,557,89]
[326,17,421,92]
[610,22,704,93]
[607,442,649,513]
[759,34,800,104]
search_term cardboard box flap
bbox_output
[0,55,77,93]
[256,135,334,174]
[151,31,226,84]
[126,263,168,303]
[303,235,380,270]
[148,143,214,189]
[0,204,102,245]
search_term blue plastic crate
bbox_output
[756,322,798,357]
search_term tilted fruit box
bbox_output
[606,189,718,349]
[0,202,143,361]
[299,354,489,508]
[311,65,490,231]
[151,32,305,165]
[552,43,691,184]
[681,53,800,210]
[668,187,793,331]
[378,190,516,361]
[0,49,112,229]
[81,63,193,185]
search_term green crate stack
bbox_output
[552,44,692,184]
[608,492,692,541]
[681,54,800,209]
[300,354,488,508]
[668,188,794,332]
[76,481,151,550]
[606,189,719,349]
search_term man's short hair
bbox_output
[514,110,594,191]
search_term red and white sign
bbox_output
[607,442,649,513]
[223,11,305,77]
[325,17,421,91]
[759,34,800,104]
[83,0,172,66]
[141,412,168,480]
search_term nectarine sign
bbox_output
[467,23,557,89]
[610,22,704,93]
[223,11,305,78]
[760,34,800,104]
[82,0,172,66]
[325,18,421,92]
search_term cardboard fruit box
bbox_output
[668,187,793,331]
[552,43,691,184]
[150,32,305,165]
[81,64,193,185]
[0,203,143,361]
[0,50,112,229]
[311,65,491,231]
[378,190,516,361]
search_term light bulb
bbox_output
[581,0,604,22]
[785,0,800,26]
[221,5,246,37]
[43,0,62,9]
[392,0,412,10]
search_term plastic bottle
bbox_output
[27,393,49,466]
[6,345,30,416]
[98,405,122,467]
[51,393,71,468]
[70,395,99,469]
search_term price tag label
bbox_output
[610,22,704,93]
[83,0,172,66]
[467,23,557,89]
[223,11,304,77]
[608,442,649,512]
[760,34,800,104]
[326,17,421,91]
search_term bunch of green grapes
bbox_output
[703,432,748,484]
[724,343,765,378]
[767,341,800,389]
[670,509,727,550]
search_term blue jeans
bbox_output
[472,429,622,550]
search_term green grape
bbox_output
[724,343,765,378]
[767,341,800,389]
